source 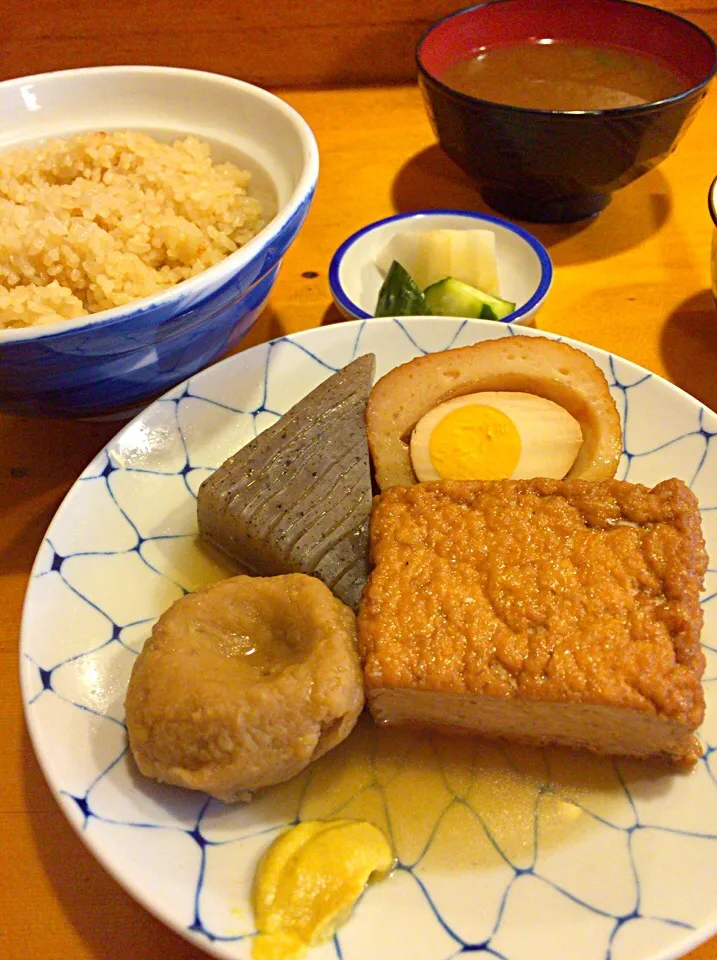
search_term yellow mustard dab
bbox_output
[252,819,394,960]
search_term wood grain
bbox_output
[3,0,716,87]
[2,2,717,957]
[3,78,717,960]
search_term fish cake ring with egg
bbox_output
[366,336,622,489]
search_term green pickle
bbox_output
[374,261,428,317]
[423,277,516,321]
[374,262,516,320]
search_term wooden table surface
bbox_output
[5,0,717,87]
[2,81,717,960]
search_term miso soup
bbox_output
[440,41,689,111]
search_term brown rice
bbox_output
[0,131,268,330]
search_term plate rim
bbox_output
[18,315,717,960]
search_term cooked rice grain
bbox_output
[0,131,267,329]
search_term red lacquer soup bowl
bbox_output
[417,0,717,223]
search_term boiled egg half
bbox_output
[410,392,583,482]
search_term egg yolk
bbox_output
[252,819,394,960]
[410,391,584,482]
[428,404,521,481]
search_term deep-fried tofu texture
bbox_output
[358,478,707,765]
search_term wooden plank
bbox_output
[3,0,716,88]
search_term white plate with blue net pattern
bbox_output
[20,317,717,960]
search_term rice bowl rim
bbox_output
[0,65,320,344]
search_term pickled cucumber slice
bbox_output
[423,277,516,321]
[375,260,428,317]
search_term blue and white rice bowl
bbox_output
[0,66,319,418]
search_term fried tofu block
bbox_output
[357,478,708,764]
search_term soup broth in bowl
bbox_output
[417,0,717,222]
[441,41,690,112]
